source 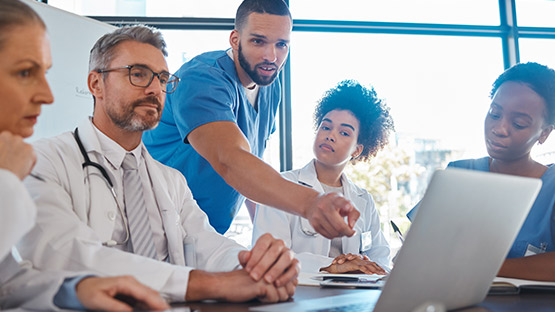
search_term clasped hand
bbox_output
[237,233,300,302]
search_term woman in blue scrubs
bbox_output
[408,62,555,281]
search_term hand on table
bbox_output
[186,269,297,303]
[76,276,169,311]
[320,253,386,275]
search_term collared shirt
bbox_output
[91,124,169,261]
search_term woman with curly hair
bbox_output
[253,80,394,274]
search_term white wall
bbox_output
[24,0,116,141]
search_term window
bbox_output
[289,0,499,25]
[515,0,555,27]
[40,0,555,249]
[47,0,242,17]
[290,32,503,241]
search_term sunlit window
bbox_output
[47,0,242,17]
[515,0,555,27]
[39,0,555,250]
[290,32,503,244]
[289,0,499,25]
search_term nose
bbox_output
[144,76,164,95]
[491,118,509,137]
[35,74,54,106]
[326,135,335,143]
[263,45,277,63]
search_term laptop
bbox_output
[251,168,541,312]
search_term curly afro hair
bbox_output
[491,62,555,125]
[314,80,394,162]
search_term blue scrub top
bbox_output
[143,50,281,234]
[407,157,555,258]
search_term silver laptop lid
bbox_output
[251,168,541,312]
[374,168,541,311]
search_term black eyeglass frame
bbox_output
[96,64,179,94]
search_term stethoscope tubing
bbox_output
[73,127,130,246]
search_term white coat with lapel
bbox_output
[0,170,72,310]
[253,160,390,273]
[19,118,243,301]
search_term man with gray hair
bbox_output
[19,24,299,303]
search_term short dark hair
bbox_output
[314,80,395,162]
[491,62,555,125]
[235,0,291,31]
[0,0,46,51]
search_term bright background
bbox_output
[42,0,555,255]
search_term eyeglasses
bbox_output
[96,64,179,94]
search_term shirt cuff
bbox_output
[53,275,93,310]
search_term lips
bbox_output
[487,138,507,149]
[24,114,39,124]
[319,143,335,152]
[133,97,161,113]
[256,63,277,76]
[137,103,160,111]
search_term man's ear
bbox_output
[539,125,554,144]
[229,29,240,51]
[88,71,103,99]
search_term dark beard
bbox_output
[238,43,279,86]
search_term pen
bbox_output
[390,220,404,243]
[29,172,45,182]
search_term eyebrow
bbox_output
[250,33,290,44]
[14,59,41,67]
[490,102,502,109]
[491,102,533,120]
[322,118,356,131]
[133,63,170,74]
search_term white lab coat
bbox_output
[0,169,71,310]
[253,160,390,273]
[18,118,244,302]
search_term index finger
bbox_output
[338,199,360,230]
[327,198,356,237]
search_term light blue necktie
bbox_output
[122,153,158,259]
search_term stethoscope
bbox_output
[297,181,319,237]
[299,217,319,236]
[73,127,130,247]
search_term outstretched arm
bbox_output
[187,121,359,239]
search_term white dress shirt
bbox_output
[92,125,169,260]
